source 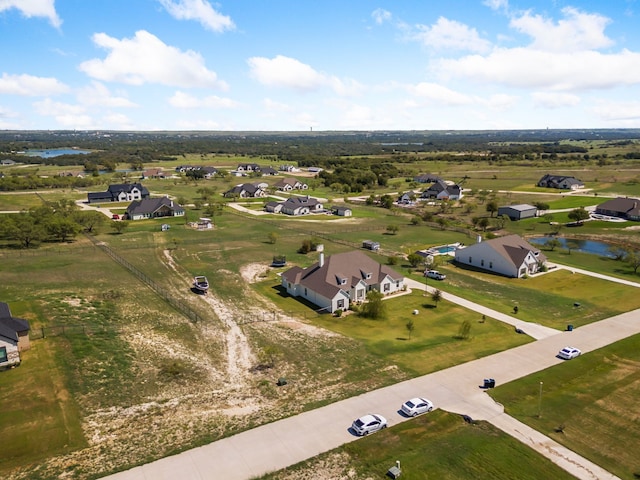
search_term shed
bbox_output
[497,204,537,221]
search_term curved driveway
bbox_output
[105,270,640,480]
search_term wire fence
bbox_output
[29,323,120,340]
[85,234,203,324]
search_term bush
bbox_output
[334,309,343,317]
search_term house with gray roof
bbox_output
[280,196,324,215]
[281,250,404,313]
[454,234,546,278]
[595,197,640,221]
[224,183,267,198]
[537,174,584,190]
[274,177,308,191]
[125,197,185,220]
[421,180,463,200]
[87,183,150,203]
[1,302,30,369]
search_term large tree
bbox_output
[568,207,590,224]
[359,290,386,320]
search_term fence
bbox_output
[85,234,203,323]
[29,323,121,340]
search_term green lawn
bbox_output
[258,411,575,480]
[490,334,640,479]
[430,265,640,330]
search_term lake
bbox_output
[22,148,92,158]
[529,236,616,257]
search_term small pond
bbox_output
[529,236,616,257]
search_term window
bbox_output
[469,256,472,263]
[489,262,493,269]
[304,288,307,296]
[337,299,344,308]
[384,283,390,292]
[481,259,484,267]
[0,346,7,363]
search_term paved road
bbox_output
[105,268,640,480]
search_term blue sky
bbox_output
[1,0,640,131]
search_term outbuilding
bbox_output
[497,204,537,221]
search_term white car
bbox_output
[558,347,581,360]
[401,397,434,417]
[425,270,446,280]
[351,414,387,436]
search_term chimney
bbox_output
[319,253,324,267]
[476,235,482,243]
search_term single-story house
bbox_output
[280,165,299,172]
[125,197,185,220]
[421,180,463,200]
[274,178,308,191]
[264,201,283,213]
[497,204,537,221]
[454,234,546,278]
[414,173,442,183]
[141,168,166,179]
[236,163,261,173]
[200,166,218,178]
[279,196,324,215]
[397,192,415,205]
[595,197,640,221]
[537,174,584,190]
[224,183,267,198]
[281,250,405,313]
[175,165,199,173]
[332,206,352,217]
[87,183,150,203]
[58,171,86,178]
[0,302,30,369]
[260,167,278,176]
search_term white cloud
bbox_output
[435,48,640,91]
[484,0,509,11]
[102,113,136,129]
[262,98,292,113]
[158,0,234,32]
[79,30,227,89]
[407,82,473,106]
[0,73,69,96]
[510,7,613,53]
[248,55,326,91]
[413,17,492,53]
[168,91,239,108]
[531,91,581,108]
[0,0,61,28]
[591,100,640,121]
[33,98,94,128]
[77,81,138,107]
[372,8,392,25]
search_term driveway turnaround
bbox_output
[105,306,639,480]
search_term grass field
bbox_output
[257,410,576,480]
[490,333,640,479]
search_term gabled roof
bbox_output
[0,302,30,342]
[282,196,321,208]
[596,197,640,216]
[107,183,149,195]
[282,250,403,299]
[499,204,537,212]
[127,197,184,216]
[478,234,546,266]
[275,177,301,188]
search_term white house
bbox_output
[0,302,30,369]
[454,234,546,278]
[281,250,404,313]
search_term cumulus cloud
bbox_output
[0,73,69,96]
[531,91,581,108]
[169,90,239,108]
[372,8,392,25]
[158,0,234,32]
[33,98,93,128]
[435,48,640,91]
[407,82,473,106]
[79,30,227,89]
[591,100,640,121]
[77,81,138,107]
[412,17,492,53]
[247,55,361,95]
[483,0,509,11]
[0,0,61,28]
[510,7,613,52]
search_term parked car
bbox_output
[425,270,446,280]
[401,397,434,417]
[558,347,581,360]
[111,214,120,220]
[351,414,387,436]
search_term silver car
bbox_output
[351,414,387,436]
[401,397,434,417]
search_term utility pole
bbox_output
[538,381,543,418]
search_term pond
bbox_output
[22,148,91,158]
[529,236,616,257]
